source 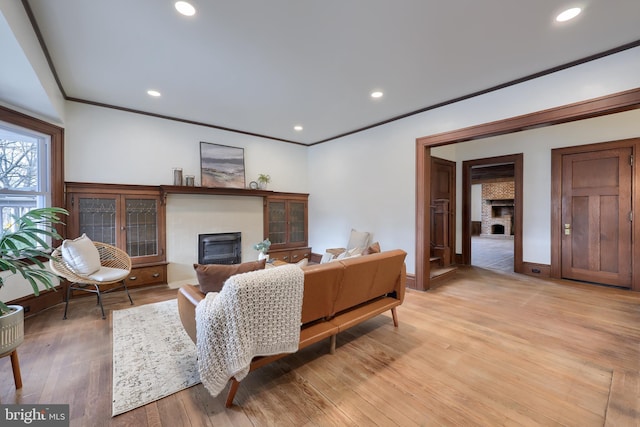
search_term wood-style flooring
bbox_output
[1,267,639,426]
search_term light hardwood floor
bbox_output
[1,267,639,426]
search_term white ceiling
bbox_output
[13,1,640,144]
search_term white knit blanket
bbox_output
[195,264,304,397]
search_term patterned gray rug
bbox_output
[112,299,200,416]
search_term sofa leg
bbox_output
[226,378,241,407]
[330,335,336,354]
[391,307,398,327]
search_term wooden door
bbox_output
[431,157,456,266]
[561,148,632,287]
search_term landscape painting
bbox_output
[200,142,245,188]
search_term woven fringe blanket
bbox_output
[195,264,304,397]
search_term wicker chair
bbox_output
[50,241,134,319]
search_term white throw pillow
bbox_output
[61,234,101,275]
[347,229,370,250]
[320,252,335,264]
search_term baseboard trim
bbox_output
[405,273,417,290]
[7,285,65,318]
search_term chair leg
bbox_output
[63,283,73,319]
[122,280,134,305]
[95,285,106,319]
[10,350,22,389]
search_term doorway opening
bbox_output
[463,154,523,274]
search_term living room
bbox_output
[1,1,640,425]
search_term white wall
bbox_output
[64,102,309,286]
[308,47,640,274]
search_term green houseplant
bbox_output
[253,238,271,260]
[0,207,67,354]
[257,174,271,190]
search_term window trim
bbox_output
[0,105,64,242]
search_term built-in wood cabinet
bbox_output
[264,193,310,262]
[268,247,312,263]
[65,182,167,288]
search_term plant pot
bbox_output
[258,252,269,261]
[0,305,24,355]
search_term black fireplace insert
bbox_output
[198,232,241,265]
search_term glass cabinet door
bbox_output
[125,197,160,258]
[267,200,287,245]
[288,201,306,245]
[67,185,165,265]
[265,196,308,249]
[77,196,118,246]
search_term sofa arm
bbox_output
[325,247,347,257]
[177,284,205,344]
[397,263,407,303]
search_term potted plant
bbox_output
[257,174,271,190]
[253,238,271,261]
[0,207,68,354]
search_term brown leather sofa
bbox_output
[177,248,407,407]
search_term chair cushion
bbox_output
[193,259,266,293]
[61,234,101,275]
[347,229,370,250]
[88,267,130,282]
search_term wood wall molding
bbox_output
[415,88,640,291]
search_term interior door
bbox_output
[561,147,632,287]
[431,156,456,266]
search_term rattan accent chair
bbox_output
[50,241,134,319]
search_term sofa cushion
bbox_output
[193,259,266,293]
[61,233,101,275]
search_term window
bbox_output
[0,124,51,231]
[0,105,64,243]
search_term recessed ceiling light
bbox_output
[294,125,303,131]
[556,7,581,22]
[175,1,196,16]
[370,91,384,99]
[147,90,161,97]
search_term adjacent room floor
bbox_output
[471,235,514,273]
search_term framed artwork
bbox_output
[200,142,246,188]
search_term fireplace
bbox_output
[198,232,241,265]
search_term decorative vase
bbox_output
[0,305,24,355]
[258,181,267,190]
[258,252,269,261]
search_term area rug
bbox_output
[112,299,200,416]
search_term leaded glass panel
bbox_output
[78,198,117,245]
[125,198,158,257]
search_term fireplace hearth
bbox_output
[198,232,241,265]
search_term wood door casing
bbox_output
[561,148,632,287]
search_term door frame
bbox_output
[462,154,523,270]
[551,137,640,290]
[415,88,640,292]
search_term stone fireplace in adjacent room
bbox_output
[481,181,515,237]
